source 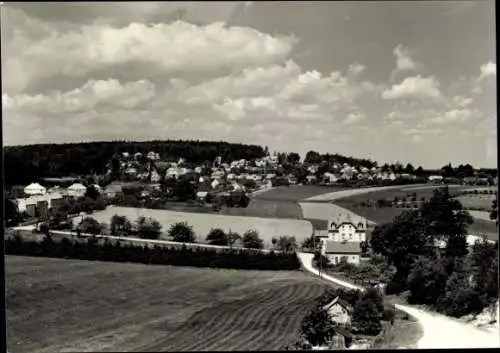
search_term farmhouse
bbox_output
[320,214,366,265]
[322,296,353,326]
[66,183,87,198]
[24,182,46,196]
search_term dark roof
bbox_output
[324,296,353,313]
[325,241,361,254]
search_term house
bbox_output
[16,192,63,218]
[24,182,47,196]
[66,183,87,198]
[104,183,124,198]
[196,191,209,201]
[322,296,353,326]
[321,214,366,265]
[322,240,363,265]
[429,175,443,183]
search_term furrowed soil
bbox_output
[5,256,331,352]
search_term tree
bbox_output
[436,258,485,317]
[304,150,322,165]
[301,305,337,346]
[206,228,228,246]
[271,237,278,249]
[242,230,264,249]
[227,230,241,248]
[489,198,498,225]
[277,236,297,253]
[420,187,473,257]
[352,296,383,335]
[136,216,162,240]
[78,217,102,236]
[110,215,132,236]
[85,185,100,200]
[404,163,415,174]
[5,199,22,226]
[286,152,301,165]
[168,221,196,243]
[407,256,449,305]
[370,210,435,281]
[470,239,499,299]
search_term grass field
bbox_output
[455,195,495,211]
[254,185,349,202]
[92,206,313,245]
[6,256,330,352]
[219,199,303,219]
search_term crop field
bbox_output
[6,256,330,352]
[254,185,350,202]
[455,194,495,211]
[219,199,303,219]
[299,202,376,226]
[92,206,313,244]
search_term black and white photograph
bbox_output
[2,1,499,351]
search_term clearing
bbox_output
[6,256,329,352]
[92,206,313,245]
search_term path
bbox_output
[297,253,499,348]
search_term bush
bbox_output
[4,234,301,271]
[206,228,228,246]
[168,222,196,243]
[301,305,336,346]
[136,216,162,240]
[242,230,264,249]
[110,215,132,236]
[78,217,103,236]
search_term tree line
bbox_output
[369,186,499,318]
[5,231,301,271]
[3,139,266,187]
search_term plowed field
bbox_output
[6,256,330,352]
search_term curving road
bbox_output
[298,252,499,349]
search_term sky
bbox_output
[1,1,497,168]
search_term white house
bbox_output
[320,214,366,265]
[322,296,353,326]
[211,179,220,189]
[429,175,444,183]
[24,182,46,196]
[67,183,87,198]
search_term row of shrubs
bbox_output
[456,189,497,196]
[5,232,301,271]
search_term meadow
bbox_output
[92,206,313,245]
[5,256,329,352]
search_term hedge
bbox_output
[4,233,301,271]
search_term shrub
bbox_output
[301,305,336,346]
[110,215,132,236]
[206,228,228,246]
[242,229,264,249]
[78,217,103,236]
[168,221,196,243]
[137,216,162,240]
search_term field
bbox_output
[455,194,495,211]
[219,199,303,219]
[5,256,330,352]
[253,185,350,202]
[299,202,377,226]
[92,206,313,245]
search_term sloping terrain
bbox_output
[6,256,329,352]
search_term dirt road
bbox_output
[297,252,499,348]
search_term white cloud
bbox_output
[382,75,441,100]
[393,44,418,71]
[3,20,297,94]
[452,95,473,108]
[478,61,496,81]
[343,112,367,125]
[423,108,480,125]
[347,63,365,77]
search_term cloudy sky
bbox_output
[2,1,496,168]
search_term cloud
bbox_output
[343,112,367,125]
[423,108,480,125]
[3,20,297,94]
[478,61,496,81]
[382,75,441,100]
[452,95,473,108]
[393,44,418,71]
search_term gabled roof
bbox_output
[323,296,353,314]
